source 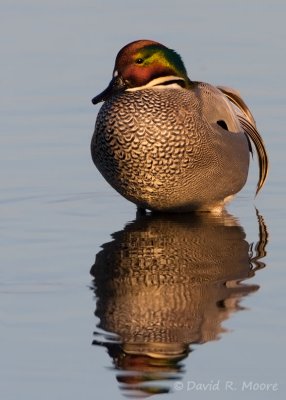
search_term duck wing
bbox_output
[217,86,269,195]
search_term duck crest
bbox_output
[91,40,269,212]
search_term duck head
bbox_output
[92,39,191,104]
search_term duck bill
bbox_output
[92,76,128,104]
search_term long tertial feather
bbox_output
[238,115,268,195]
[217,86,268,195]
[217,86,256,125]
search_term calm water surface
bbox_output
[1,1,285,399]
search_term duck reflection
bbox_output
[90,211,267,397]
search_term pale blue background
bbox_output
[1,1,285,399]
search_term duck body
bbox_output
[91,40,268,212]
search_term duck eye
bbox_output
[135,58,144,64]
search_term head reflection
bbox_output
[90,211,267,397]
